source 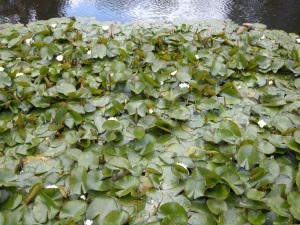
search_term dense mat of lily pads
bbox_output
[0,18,300,225]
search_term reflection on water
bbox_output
[0,0,300,33]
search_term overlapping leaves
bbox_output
[0,18,300,225]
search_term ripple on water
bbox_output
[0,0,300,33]
[86,0,230,22]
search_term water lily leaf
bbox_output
[211,58,227,76]
[159,202,188,225]
[69,166,87,195]
[255,55,272,70]
[0,169,17,187]
[103,210,128,225]
[286,139,300,153]
[266,196,290,217]
[87,170,110,191]
[56,83,76,96]
[63,130,78,144]
[33,202,48,223]
[0,19,300,225]
[176,67,191,82]
[59,200,87,219]
[0,74,11,87]
[295,78,300,89]
[260,94,286,107]
[152,59,166,73]
[206,184,230,200]
[271,116,294,133]
[248,210,266,225]
[294,130,300,144]
[128,81,146,94]
[188,211,216,225]
[296,167,300,190]
[103,120,122,131]
[168,104,190,121]
[184,168,206,199]
[92,44,107,59]
[127,101,147,117]
[246,189,265,201]
[78,151,99,169]
[187,114,205,128]
[287,191,300,220]
[114,176,139,190]
[221,82,242,104]
[207,199,227,215]
[257,140,275,154]
[219,208,246,225]
[86,196,119,220]
[107,157,131,170]
[217,119,241,143]
[133,126,145,139]
[236,141,261,170]
[0,192,22,210]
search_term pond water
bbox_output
[0,0,300,33]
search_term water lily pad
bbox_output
[56,83,76,95]
[59,200,87,219]
[159,202,188,225]
[92,44,107,59]
[103,120,122,131]
[294,129,300,144]
[0,18,299,225]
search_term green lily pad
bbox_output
[59,200,87,219]
[160,202,188,225]
[92,44,107,59]
[56,83,76,96]
[103,120,122,131]
[0,18,299,225]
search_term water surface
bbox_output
[0,0,300,33]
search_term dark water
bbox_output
[0,0,300,34]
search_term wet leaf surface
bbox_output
[0,17,299,224]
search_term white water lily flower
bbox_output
[160,81,164,85]
[45,185,58,189]
[0,67,4,72]
[87,50,91,55]
[149,108,154,114]
[296,38,300,44]
[56,55,63,62]
[51,23,57,28]
[108,117,118,121]
[25,38,34,45]
[102,25,110,31]
[268,80,273,85]
[179,83,190,89]
[80,195,86,200]
[258,119,267,128]
[260,35,266,40]
[171,70,177,76]
[16,72,24,77]
[195,54,200,60]
[84,219,93,225]
[176,162,188,170]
